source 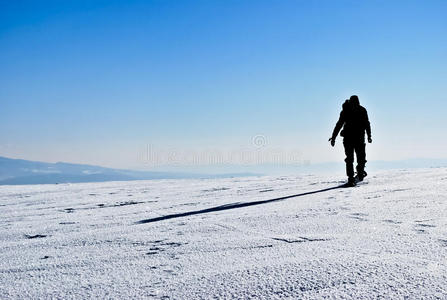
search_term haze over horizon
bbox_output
[1,1,446,171]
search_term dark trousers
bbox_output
[343,139,366,178]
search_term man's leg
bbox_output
[355,141,367,179]
[343,141,355,179]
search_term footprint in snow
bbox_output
[416,223,436,228]
[366,195,382,199]
[348,213,368,221]
[25,234,47,239]
[383,219,402,224]
[144,240,184,255]
[201,187,230,192]
[272,237,329,243]
[351,212,368,216]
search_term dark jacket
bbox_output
[332,104,371,142]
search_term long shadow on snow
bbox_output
[136,183,346,224]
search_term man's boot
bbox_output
[357,170,367,181]
[347,176,356,187]
[356,163,366,181]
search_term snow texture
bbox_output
[1,168,446,299]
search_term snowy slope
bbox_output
[0,168,446,299]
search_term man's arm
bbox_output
[332,111,345,139]
[329,111,345,146]
[364,110,371,141]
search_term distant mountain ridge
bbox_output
[0,157,258,185]
[1,156,446,185]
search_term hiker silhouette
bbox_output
[329,95,372,186]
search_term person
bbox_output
[329,95,372,186]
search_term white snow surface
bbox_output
[1,168,446,299]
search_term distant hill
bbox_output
[2,156,445,185]
[0,157,258,185]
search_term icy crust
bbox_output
[0,168,446,299]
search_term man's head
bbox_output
[342,99,350,110]
[350,95,360,106]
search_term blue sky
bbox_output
[1,0,446,170]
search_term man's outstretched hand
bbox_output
[368,137,372,143]
[328,137,335,147]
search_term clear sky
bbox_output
[1,0,446,171]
